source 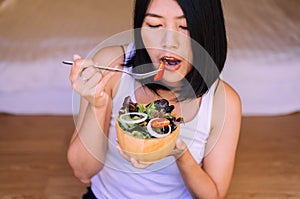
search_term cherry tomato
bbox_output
[150,118,170,128]
[154,61,165,81]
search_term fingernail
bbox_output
[130,157,136,163]
[73,54,81,61]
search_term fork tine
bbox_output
[132,70,161,79]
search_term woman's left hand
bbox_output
[117,145,154,169]
[117,138,188,169]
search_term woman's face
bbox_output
[141,0,193,85]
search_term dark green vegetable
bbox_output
[118,96,184,139]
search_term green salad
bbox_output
[117,96,183,139]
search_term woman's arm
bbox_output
[176,81,242,199]
[67,99,112,184]
[67,46,125,184]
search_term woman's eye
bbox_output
[147,24,162,28]
[179,26,188,30]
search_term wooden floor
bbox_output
[0,113,299,199]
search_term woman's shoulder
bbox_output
[210,79,242,134]
[220,80,241,110]
[215,79,242,130]
[205,79,242,156]
[92,44,129,67]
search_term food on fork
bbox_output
[153,61,165,81]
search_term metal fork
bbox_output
[62,61,161,80]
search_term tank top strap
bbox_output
[123,42,135,67]
[204,78,224,156]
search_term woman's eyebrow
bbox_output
[145,13,163,18]
[145,13,185,19]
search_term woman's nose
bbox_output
[161,29,179,50]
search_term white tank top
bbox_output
[91,43,217,198]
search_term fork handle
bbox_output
[62,60,127,74]
[62,61,74,65]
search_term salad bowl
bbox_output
[116,120,180,162]
[116,96,183,162]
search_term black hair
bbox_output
[128,0,227,100]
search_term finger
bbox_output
[175,138,187,150]
[84,71,103,89]
[130,157,151,169]
[73,54,82,61]
[96,64,122,77]
[80,66,99,82]
[70,59,84,83]
[69,54,82,82]
[95,72,115,97]
[117,146,151,169]
[76,59,94,69]
[71,59,94,83]
[72,77,85,94]
[116,145,131,162]
[169,139,188,159]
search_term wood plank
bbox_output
[228,112,300,199]
[0,113,300,198]
[0,114,86,198]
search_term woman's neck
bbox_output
[134,81,201,122]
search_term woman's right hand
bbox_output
[69,54,114,108]
[170,138,188,159]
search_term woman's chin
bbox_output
[160,76,185,88]
[163,71,185,82]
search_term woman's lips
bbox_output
[161,56,182,71]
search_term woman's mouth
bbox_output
[153,56,182,81]
[161,56,182,71]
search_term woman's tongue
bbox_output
[163,58,181,71]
